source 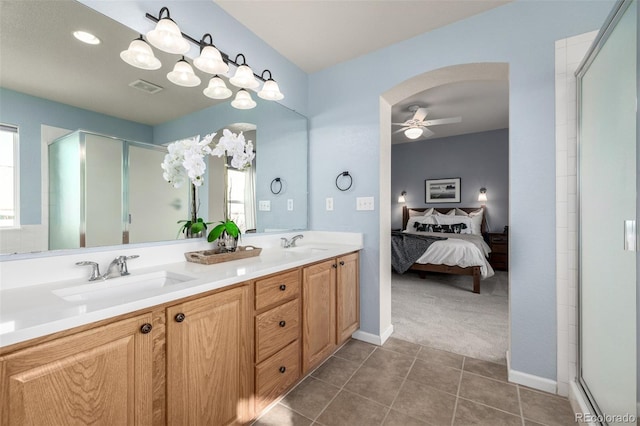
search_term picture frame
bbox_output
[425,178,461,203]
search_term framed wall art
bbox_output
[425,178,461,203]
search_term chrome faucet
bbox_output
[76,255,139,281]
[281,234,304,248]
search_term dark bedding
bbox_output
[391,231,446,273]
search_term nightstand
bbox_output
[487,232,508,271]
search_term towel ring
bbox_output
[335,171,353,191]
[270,177,283,194]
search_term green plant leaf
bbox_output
[207,223,226,242]
[190,222,205,233]
[225,220,240,238]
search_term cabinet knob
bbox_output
[339,261,345,266]
[279,284,286,291]
[140,323,153,334]
[175,313,186,323]
[332,264,338,269]
[279,320,286,327]
[279,366,286,373]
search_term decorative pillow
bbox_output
[436,209,455,216]
[454,208,484,235]
[415,223,468,234]
[409,208,435,217]
[413,215,439,225]
[433,215,472,234]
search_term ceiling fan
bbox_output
[393,105,462,140]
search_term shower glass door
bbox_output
[577,0,637,422]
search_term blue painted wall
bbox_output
[391,129,509,231]
[308,1,614,380]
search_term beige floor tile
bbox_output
[344,365,404,406]
[334,339,377,364]
[392,378,456,426]
[458,372,520,415]
[311,356,361,387]
[382,337,421,357]
[315,390,388,426]
[363,348,415,378]
[524,420,547,426]
[253,403,313,426]
[454,398,522,426]
[463,357,508,382]
[406,358,462,395]
[417,346,464,369]
[520,388,576,426]
[281,377,340,419]
[383,409,431,426]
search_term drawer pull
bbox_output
[279,320,286,327]
[279,366,286,373]
[332,263,338,269]
[279,284,286,291]
[339,261,345,266]
[174,313,186,323]
[140,323,153,334]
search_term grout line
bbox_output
[383,350,419,425]
[451,357,466,425]
[516,385,525,426]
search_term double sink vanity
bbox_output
[0,232,362,425]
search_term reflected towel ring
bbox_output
[335,171,353,191]
[270,177,283,194]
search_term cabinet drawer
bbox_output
[256,298,300,363]
[255,340,300,412]
[491,243,508,254]
[255,270,300,311]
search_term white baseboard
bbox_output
[569,381,597,426]
[508,368,557,394]
[352,324,394,346]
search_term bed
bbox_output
[395,206,494,294]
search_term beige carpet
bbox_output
[391,270,509,364]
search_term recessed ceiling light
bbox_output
[73,30,100,45]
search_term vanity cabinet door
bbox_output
[336,252,360,345]
[166,285,251,426]
[0,313,153,426]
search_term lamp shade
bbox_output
[231,89,257,109]
[398,191,407,203]
[167,58,201,87]
[146,17,190,54]
[258,79,284,101]
[203,76,232,99]
[194,45,229,75]
[120,37,161,70]
[404,127,423,139]
[229,64,259,89]
[478,188,488,202]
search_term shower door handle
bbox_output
[624,220,636,251]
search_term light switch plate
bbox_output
[258,200,271,211]
[356,196,375,211]
[287,199,294,211]
[326,197,334,211]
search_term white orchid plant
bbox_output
[161,130,255,238]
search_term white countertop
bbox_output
[0,241,361,349]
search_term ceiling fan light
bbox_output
[258,79,284,101]
[194,45,229,75]
[146,17,190,54]
[167,57,201,87]
[404,127,423,139]
[229,64,259,89]
[120,37,161,70]
[231,89,257,109]
[203,76,232,99]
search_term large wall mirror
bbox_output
[0,0,308,256]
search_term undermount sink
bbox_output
[53,271,195,303]
[285,246,328,254]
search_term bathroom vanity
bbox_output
[0,235,361,425]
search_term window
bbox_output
[227,168,256,232]
[0,125,19,227]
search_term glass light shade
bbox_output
[146,18,190,54]
[398,194,406,203]
[167,59,201,87]
[478,191,488,202]
[229,64,259,89]
[120,38,161,70]
[231,89,257,109]
[258,79,284,101]
[73,30,100,45]
[203,76,232,99]
[194,45,229,75]
[404,127,423,139]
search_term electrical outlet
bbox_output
[287,199,294,211]
[258,200,271,211]
[326,197,334,211]
[356,196,375,211]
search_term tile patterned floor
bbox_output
[253,338,576,426]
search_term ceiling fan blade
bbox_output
[392,122,410,126]
[413,107,428,122]
[421,127,435,138]
[393,127,410,134]
[423,116,462,126]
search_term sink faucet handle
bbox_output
[76,261,101,281]
[280,237,289,248]
[117,255,139,276]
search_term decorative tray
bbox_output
[184,245,262,265]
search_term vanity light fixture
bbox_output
[120,35,161,70]
[193,34,229,75]
[258,70,284,101]
[478,188,488,203]
[146,7,190,54]
[73,30,100,45]
[398,191,407,203]
[404,126,423,140]
[229,54,260,89]
[203,75,232,99]
[167,57,201,87]
[231,89,257,110]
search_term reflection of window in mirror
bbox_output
[0,125,19,228]
[227,168,256,233]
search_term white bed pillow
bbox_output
[454,208,484,235]
[434,215,472,234]
[408,208,435,217]
[436,209,455,216]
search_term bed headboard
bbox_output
[402,206,488,234]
